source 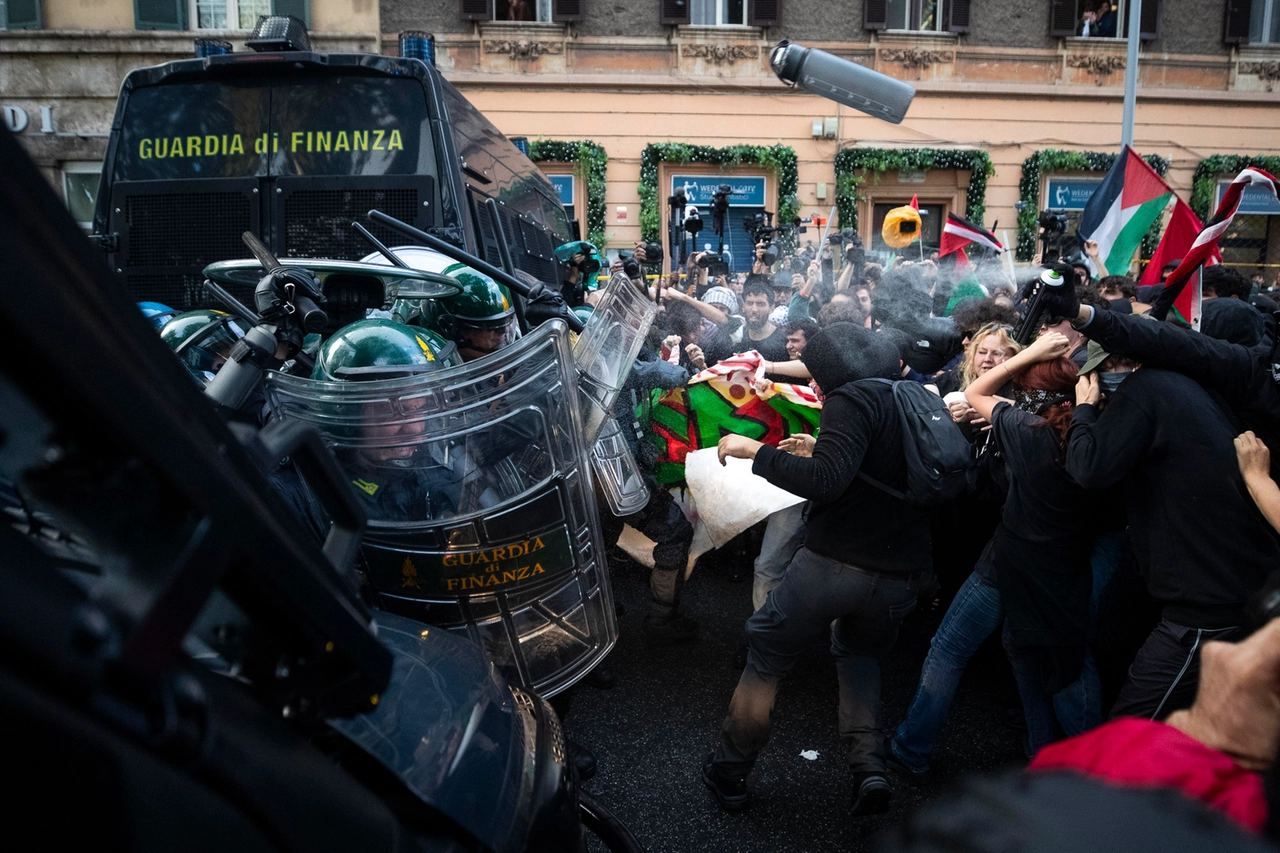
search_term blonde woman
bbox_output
[947,324,1021,429]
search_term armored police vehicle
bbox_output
[92,19,576,314]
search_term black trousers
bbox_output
[1109,619,1243,720]
[598,485,693,605]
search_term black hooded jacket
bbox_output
[1079,306,1280,481]
[751,323,933,574]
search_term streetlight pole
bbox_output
[1120,0,1141,148]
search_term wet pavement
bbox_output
[570,554,1027,853]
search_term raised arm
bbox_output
[965,331,1073,423]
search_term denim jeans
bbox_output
[890,572,1003,774]
[714,547,921,777]
[751,503,807,611]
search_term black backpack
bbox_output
[853,378,971,508]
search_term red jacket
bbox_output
[1029,718,1267,832]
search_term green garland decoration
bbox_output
[1016,149,1170,262]
[638,143,799,245]
[832,148,995,236]
[1191,154,1280,222]
[527,139,609,248]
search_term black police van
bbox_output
[92,22,575,312]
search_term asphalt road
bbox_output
[569,552,1028,853]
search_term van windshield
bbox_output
[115,76,434,182]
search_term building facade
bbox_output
[5,0,1280,276]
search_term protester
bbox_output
[705,323,929,815]
[1065,335,1280,719]
[738,275,791,362]
[890,331,1093,782]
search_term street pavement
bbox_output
[570,552,1027,853]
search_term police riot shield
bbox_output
[575,272,655,516]
[265,320,615,697]
[574,271,655,445]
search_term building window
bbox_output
[1252,0,1280,43]
[494,0,552,21]
[190,0,271,29]
[885,0,944,31]
[62,162,103,231]
[2,0,44,29]
[690,0,748,26]
[1074,0,1128,38]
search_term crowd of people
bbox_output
[595,236,1280,835]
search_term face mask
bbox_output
[1099,371,1130,395]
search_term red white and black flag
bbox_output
[1152,166,1278,324]
[940,212,1004,258]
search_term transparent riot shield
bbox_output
[574,272,655,445]
[265,321,615,697]
[575,272,656,516]
[591,415,649,516]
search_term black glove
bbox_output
[1038,264,1080,322]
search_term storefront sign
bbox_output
[1045,179,1101,211]
[671,174,766,207]
[2,105,54,134]
[898,170,926,183]
[548,174,575,207]
[1217,181,1280,216]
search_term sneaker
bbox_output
[850,772,891,815]
[702,753,749,811]
[642,612,700,645]
[886,747,930,787]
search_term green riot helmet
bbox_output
[159,309,247,386]
[311,318,462,381]
[428,272,520,362]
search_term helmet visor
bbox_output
[179,318,246,384]
[455,314,520,361]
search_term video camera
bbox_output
[1036,209,1075,264]
[696,252,730,278]
[828,227,863,263]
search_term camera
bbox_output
[684,207,703,235]
[617,249,643,279]
[742,212,780,267]
[1035,209,1074,264]
[1037,210,1070,235]
[697,252,730,277]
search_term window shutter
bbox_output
[946,0,971,33]
[1139,0,1160,39]
[552,0,583,21]
[1223,0,1251,43]
[1047,0,1076,37]
[4,0,42,28]
[660,0,690,25]
[748,0,780,27]
[864,0,887,30]
[272,0,310,27]
[134,0,186,29]
[460,0,491,21]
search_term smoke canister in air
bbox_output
[400,31,436,66]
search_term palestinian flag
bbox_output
[940,212,1004,258]
[1079,147,1173,276]
[646,354,820,488]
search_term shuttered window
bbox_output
[272,0,309,27]
[748,0,779,27]
[946,0,971,32]
[1048,0,1076,36]
[864,0,888,29]
[4,0,42,28]
[551,0,583,21]
[661,0,691,24]
[1224,0,1254,42]
[461,0,492,21]
[136,0,186,29]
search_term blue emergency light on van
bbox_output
[399,31,436,67]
